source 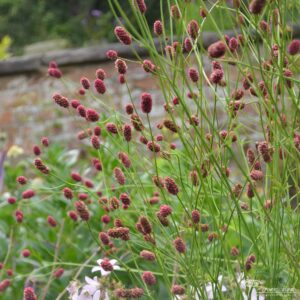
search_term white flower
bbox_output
[191,275,227,299]
[7,145,24,158]
[91,259,120,276]
[79,276,109,300]
[203,275,227,299]
[177,273,265,300]
[67,277,109,300]
[67,281,80,299]
[237,273,265,300]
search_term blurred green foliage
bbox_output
[0,35,11,59]
[0,0,162,55]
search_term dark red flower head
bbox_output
[77,105,86,118]
[114,167,126,185]
[133,0,147,14]
[94,79,106,94]
[288,39,300,55]
[187,20,199,40]
[48,68,62,78]
[140,250,155,261]
[15,209,24,223]
[71,172,82,182]
[147,141,160,153]
[207,41,227,58]
[47,215,57,227]
[172,285,185,295]
[99,232,110,245]
[86,108,99,122]
[17,175,27,185]
[170,5,181,19]
[95,68,106,80]
[68,211,78,222]
[52,93,69,108]
[106,122,118,134]
[184,38,193,52]
[115,59,128,74]
[122,124,132,142]
[23,287,37,300]
[142,59,155,73]
[53,268,64,278]
[80,77,91,89]
[8,197,16,204]
[116,288,144,298]
[139,216,152,234]
[48,61,58,68]
[249,0,266,14]
[140,92,153,114]
[63,187,73,199]
[164,177,179,195]
[71,99,81,109]
[163,119,178,133]
[119,74,125,84]
[229,37,238,51]
[91,135,100,149]
[33,145,41,156]
[100,258,114,271]
[22,189,35,199]
[93,126,101,136]
[114,26,132,45]
[191,209,200,224]
[173,237,186,253]
[210,69,224,84]
[250,169,263,181]
[118,152,131,168]
[125,103,134,115]
[142,271,156,286]
[75,201,90,221]
[22,249,31,257]
[131,114,144,131]
[188,67,199,82]
[106,50,118,60]
[34,158,50,174]
[41,137,49,147]
[153,20,163,35]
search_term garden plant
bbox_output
[1,0,300,299]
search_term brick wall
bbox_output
[0,60,164,153]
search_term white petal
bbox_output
[85,276,98,286]
[207,290,214,299]
[93,290,101,300]
[91,266,101,273]
[78,289,93,300]
[100,269,111,276]
[239,279,247,290]
[110,259,118,265]
[113,265,121,271]
[82,285,97,295]
[96,259,103,265]
[205,283,213,293]
[250,288,258,300]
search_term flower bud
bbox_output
[114,26,132,45]
[208,41,227,58]
[153,20,163,35]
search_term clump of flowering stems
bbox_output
[1,0,300,298]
